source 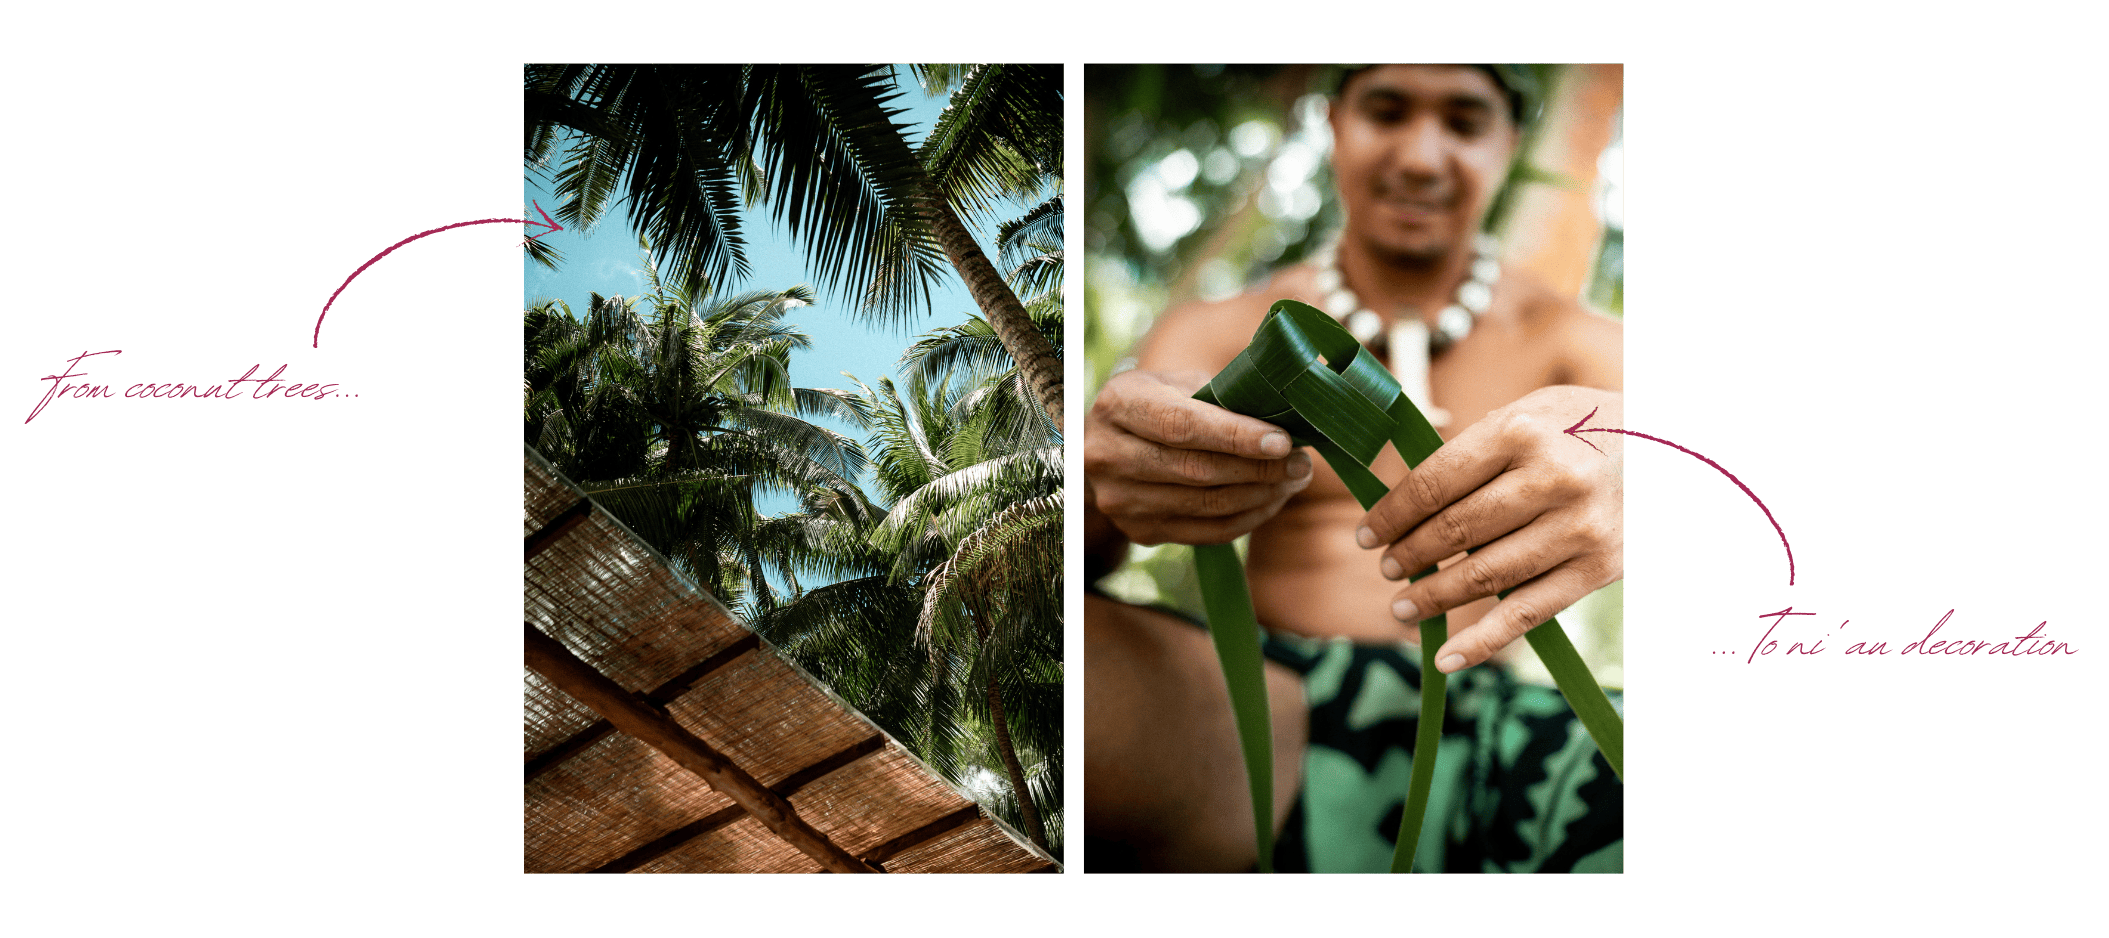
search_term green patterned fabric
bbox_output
[1263,633,1624,873]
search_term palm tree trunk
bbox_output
[925,649,951,758]
[983,664,1050,852]
[966,596,1050,852]
[923,196,1065,428]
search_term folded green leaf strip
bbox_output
[1191,299,1623,874]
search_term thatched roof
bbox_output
[524,447,1058,873]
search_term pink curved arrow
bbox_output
[1565,406,1796,586]
[313,201,562,348]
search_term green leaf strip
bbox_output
[1193,542,1276,874]
[1390,616,1448,873]
[1191,300,1623,874]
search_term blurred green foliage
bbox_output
[1087,68,1602,270]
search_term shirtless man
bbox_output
[1085,65,1624,872]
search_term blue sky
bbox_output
[523,68,992,507]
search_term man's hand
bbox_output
[1085,369,1315,546]
[1356,386,1624,673]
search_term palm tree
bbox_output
[523,64,1067,426]
[876,370,1061,851]
[524,262,872,610]
[749,314,1062,853]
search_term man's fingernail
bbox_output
[1391,598,1419,622]
[1287,452,1312,478]
[1355,526,1378,549]
[1436,654,1467,673]
[1260,432,1290,456]
[1380,556,1403,580]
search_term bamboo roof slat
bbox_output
[523,447,1058,873]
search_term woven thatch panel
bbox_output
[525,730,730,873]
[523,448,1057,873]
[884,820,1054,874]
[633,816,821,874]
[624,733,978,872]
[657,649,874,786]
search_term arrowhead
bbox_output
[526,199,564,239]
[525,196,560,232]
[1563,406,1606,455]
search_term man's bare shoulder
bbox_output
[1135,266,1318,375]
[1504,269,1623,390]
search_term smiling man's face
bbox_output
[1328,65,1520,262]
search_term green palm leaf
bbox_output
[921,64,1062,212]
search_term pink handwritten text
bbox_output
[1743,607,2075,662]
[27,352,349,424]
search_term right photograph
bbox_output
[1083,64,1624,873]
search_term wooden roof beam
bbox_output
[524,498,593,561]
[524,632,762,783]
[523,622,880,874]
[590,734,885,873]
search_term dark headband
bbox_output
[1333,64,1538,127]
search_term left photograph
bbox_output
[521,65,1063,873]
